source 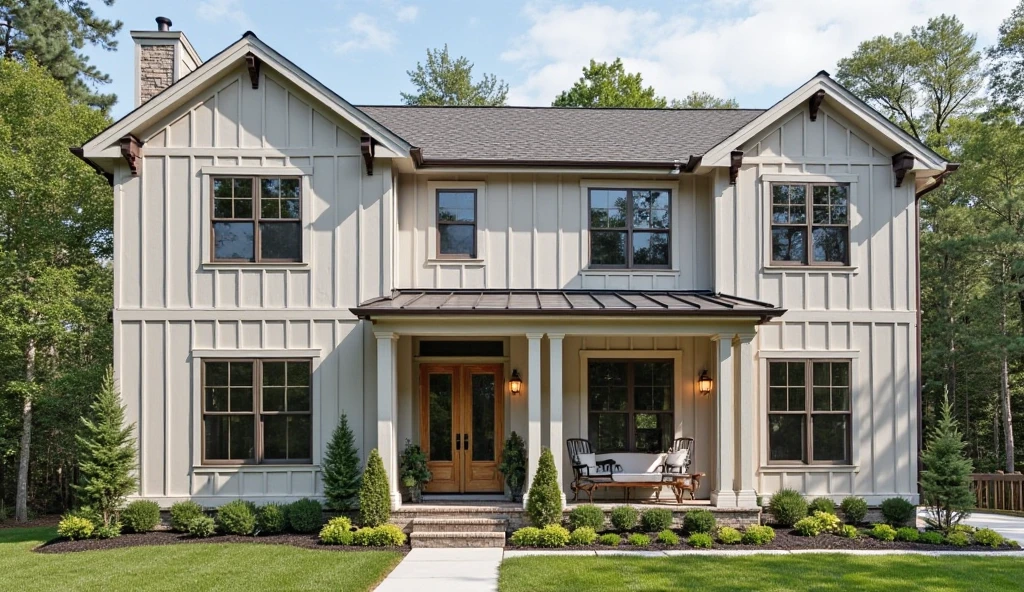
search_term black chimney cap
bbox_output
[156,16,172,31]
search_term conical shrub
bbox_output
[526,448,563,527]
[359,449,391,527]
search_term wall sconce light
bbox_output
[509,369,522,395]
[698,369,713,396]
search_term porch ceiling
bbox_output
[351,289,784,321]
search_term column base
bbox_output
[710,490,738,508]
[390,492,403,511]
[735,489,758,508]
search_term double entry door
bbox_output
[419,364,504,493]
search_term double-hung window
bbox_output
[202,359,312,464]
[770,183,849,265]
[588,360,674,453]
[212,176,302,262]
[767,360,851,464]
[589,188,671,268]
[436,189,477,258]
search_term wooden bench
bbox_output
[573,472,704,503]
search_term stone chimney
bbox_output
[130,17,202,107]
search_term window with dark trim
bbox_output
[770,183,849,265]
[212,176,301,262]
[588,359,673,453]
[589,188,671,268]
[436,189,477,258]
[202,359,312,464]
[767,360,851,464]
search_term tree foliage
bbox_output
[920,392,974,532]
[402,44,508,106]
[670,91,739,109]
[553,58,666,108]
[0,0,122,111]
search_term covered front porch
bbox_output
[350,289,785,512]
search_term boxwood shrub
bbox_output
[122,500,161,533]
[597,533,621,546]
[187,515,216,538]
[627,533,651,547]
[870,523,897,541]
[511,527,541,547]
[768,489,807,527]
[319,516,354,545]
[688,532,713,548]
[895,527,919,542]
[879,497,915,527]
[945,531,970,547]
[256,503,288,534]
[682,509,716,534]
[717,526,742,544]
[94,523,122,539]
[839,524,859,539]
[610,506,639,531]
[741,525,775,545]
[640,508,674,532]
[918,531,944,545]
[288,498,323,533]
[536,524,570,548]
[568,526,597,546]
[370,524,407,546]
[656,529,680,545]
[57,515,94,540]
[568,504,605,531]
[170,501,205,532]
[974,528,1005,548]
[217,500,257,536]
[839,496,868,524]
[808,497,836,515]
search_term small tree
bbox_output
[525,448,562,526]
[498,432,527,501]
[75,367,137,527]
[360,449,391,527]
[322,413,361,510]
[920,391,974,532]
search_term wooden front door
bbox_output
[420,364,504,493]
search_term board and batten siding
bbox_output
[716,104,919,503]
[113,66,390,503]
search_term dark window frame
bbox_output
[587,359,675,453]
[201,358,313,466]
[588,188,672,269]
[210,176,303,263]
[769,182,850,266]
[435,189,478,259]
[766,359,852,466]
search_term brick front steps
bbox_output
[408,517,508,548]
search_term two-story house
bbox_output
[76,19,954,513]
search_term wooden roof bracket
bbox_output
[892,151,915,188]
[245,52,261,89]
[119,135,143,176]
[729,150,743,185]
[808,89,826,122]
[361,135,376,176]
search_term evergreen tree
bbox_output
[669,91,739,109]
[553,58,666,108]
[401,45,508,106]
[322,413,361,510]
[921,391,975,532]
[74,366,137,527]
[525,448,562,526]
[359,449,391,527]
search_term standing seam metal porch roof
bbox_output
[351,289,785,319]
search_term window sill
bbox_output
[426,258,486,265]
[202,262,310,271]
[759,464,859,473]
[581,268,679,275]
[194,464,319,471]
[763,265,858,273]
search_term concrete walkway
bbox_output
[375,548,502,592]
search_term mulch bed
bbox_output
[35,531,410,554]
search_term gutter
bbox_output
[69,147,114,186]
[408,152,702,175]
[915,163,960,199]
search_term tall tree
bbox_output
[836,14,983,144]
[0,58,112,522]
[0,0,122,111]
[670,91,739,109]
[553,58,667,108]
[988,0,1024,115]
[402,45,508,106]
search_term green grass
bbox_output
[499,554,1024,592]
[0,527,402,592]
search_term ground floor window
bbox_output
[202,359,312,464]
[588,359,673,453]
[767,359,851,464]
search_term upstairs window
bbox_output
[436,189,477,258]
[589,188,671,268]
[212,176,301,262]
[770,183,849,265]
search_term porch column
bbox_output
[375,331,401,510]
[548,333,566,503]
[524,332,543,502]
[710,333,736,508]
[735,333,758,507]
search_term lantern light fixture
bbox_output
[698,370,713,396]
[509,369,522,395]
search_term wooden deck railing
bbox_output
[971,473,1024,512]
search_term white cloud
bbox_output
[196,0,253,31]
[331,13,397,54]
[503,1,1016,106]
[395,5,419,23]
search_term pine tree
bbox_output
[322,413,361,510]
[359,449,391,527]
[525,448,563,527]
[920,391,975,532]
[74,367,138,527]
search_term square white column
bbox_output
[735,333,758,507]
[375,331,401,510]
[524,332,543,503]
[710,333,736,508]
[548,333,566,503]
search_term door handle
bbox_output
[464,433,469,450]
[455,433,461,451]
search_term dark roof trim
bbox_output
[69,147,113,186]
[412,158,695,171]
[916,163,960,199]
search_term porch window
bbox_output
[770,183,849,265]
[436,189,477,257]
[212,176,301,262]
[588,360,673,453]
[588,188,671,268]
[767,360,851,464]
[202,359,312,464]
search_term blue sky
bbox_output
[89,0,1015,119]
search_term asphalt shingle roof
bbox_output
[356,106,764,164]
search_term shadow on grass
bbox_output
[0,527,56,546]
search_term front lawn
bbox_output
[0,527,402,592]
[499,554,1024,592]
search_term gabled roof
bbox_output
[80,32,411,161]
[357,106,763,167]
